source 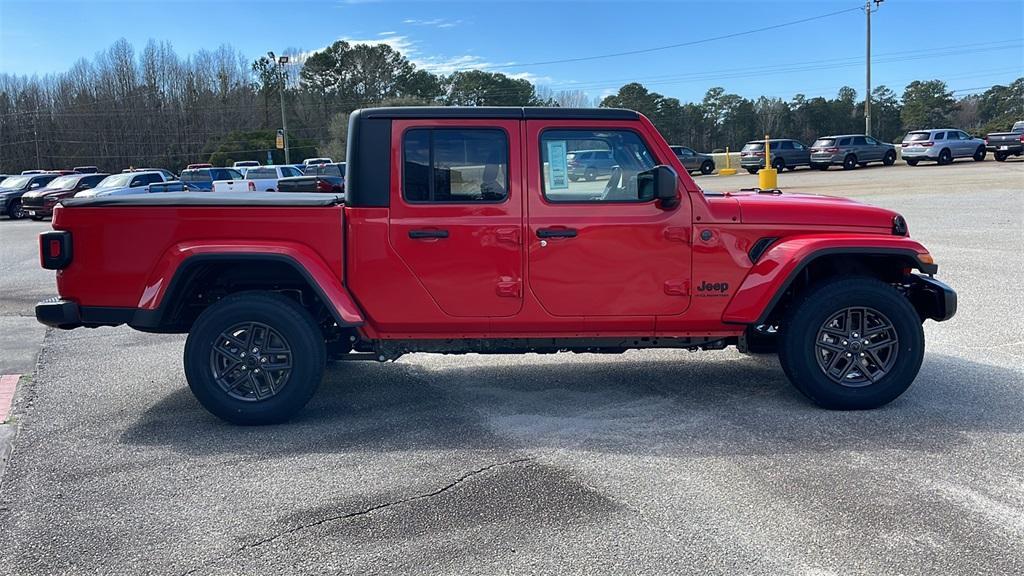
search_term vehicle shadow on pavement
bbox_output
[121,352,1023,458]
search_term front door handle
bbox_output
[408,229,449,239]
[536,228,577,238]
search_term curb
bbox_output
[0,374,20,488]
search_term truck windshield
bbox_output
[0,175,32,190]
[96,174,134,188]
[46,175,81,190]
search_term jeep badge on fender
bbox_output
[35,106,956,425]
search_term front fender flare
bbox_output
[721,235,936,325]
[137,241,363,327]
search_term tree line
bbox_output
[1,37,1021,173]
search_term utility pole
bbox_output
[865,0,884,137]
[268,51,291,164]
[33,110,41,167]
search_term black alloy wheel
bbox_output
[842,155,858,170]
[210,321,294,402]
[700,160,715,175]
[883,151,897,166]
[972,146,986,161]
[814,307,899,387]
[7,199,25,220]
[938,148,953,165]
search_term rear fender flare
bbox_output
[137,242,363,327]
[721,235,935,325]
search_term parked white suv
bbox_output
[901,129,987,166]
[75,171,174,197]
[215,165,303,192]
[302,157,332,167]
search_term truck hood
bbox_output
[716,190,898,229]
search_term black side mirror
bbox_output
[637,165,679,208]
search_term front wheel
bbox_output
[882,151,896,166]
[973,146,986,161]
[184,291,326,425]
[700,160,715,175]
[6,199,25,220]
[778,277,924,410]
[584,168,597,181]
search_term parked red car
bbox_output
[36,107,955,424]
[20,173,109,219]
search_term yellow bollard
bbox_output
[757,134,777,189]
[719,145,737,176]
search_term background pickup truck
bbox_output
[985,120,1024,161]
[277,162,346,193]
[36,106,956,425]
[219,165,304,192]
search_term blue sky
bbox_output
[1,0,1021,103]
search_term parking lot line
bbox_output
[0,374,20,422]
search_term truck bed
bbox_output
[62,192,344,207]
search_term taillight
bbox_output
[825,147,839,153]
[921,141,934,147]
[752,151,765,157]
[1019,134,1024,143]
[316,179,332,192]
[248,181,255,191]
[40,231,72,270]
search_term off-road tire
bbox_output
[184,291,325,425]
[778,276,924,410]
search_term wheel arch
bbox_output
[722,239,938,326]
[134,249,364,333]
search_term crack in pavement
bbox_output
[178,456,534,576]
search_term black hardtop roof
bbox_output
[353,106,639,120]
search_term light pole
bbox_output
[865,0,884,137]
[268,51,291,164]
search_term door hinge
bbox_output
[663,227,690,244]
[496,280,522,297]
[496,227,521,245]
[664,279,689,296]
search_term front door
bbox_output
[525,122,692,317]
[388,120,524,318]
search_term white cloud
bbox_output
[378,31,397,36]
[403,18,463,28]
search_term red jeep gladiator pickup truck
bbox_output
[36,107,956,424]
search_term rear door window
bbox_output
[777,141,793,150]
[934,132,945,140]
[403,128,509,203]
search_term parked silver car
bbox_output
[901,129,987,166]
[810,134,897,170]
[740,139,811,174]
[670,145,716,175]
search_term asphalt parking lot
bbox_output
[1,158,1022,575]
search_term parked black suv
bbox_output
[0,173,60,219]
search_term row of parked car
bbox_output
[666,122,1024,175]
[0,159,347,220]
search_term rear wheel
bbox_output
[772,157,786,171]
[815,163,829,171]
[842,154,858,170]
[584,167,597,181]
[882,151,896,166]
[746,167,758,175]
[938,148,953,165]
[973,146,986,161]
[906,159,919,166]
[994,152,1007,162]
[778,277,924,410]
[700,160,715,175]
[184,291,325,425]
[6,199,24,220]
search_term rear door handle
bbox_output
[536,228,577,238]
[408,229,449,239]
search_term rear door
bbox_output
[525,121,692,317]
[388,120,524,317]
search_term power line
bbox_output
[487,5,865,69]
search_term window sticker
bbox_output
[546,140,569,190]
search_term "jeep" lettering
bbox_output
[697,281,729,293]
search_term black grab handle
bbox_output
[536,228,578,238]
[408,229,449,239]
